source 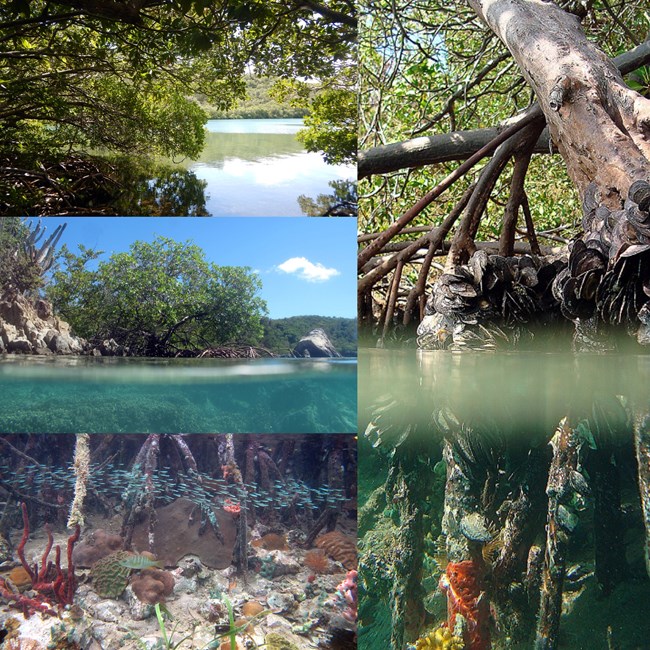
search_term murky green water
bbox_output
[0,356,357,433]
[359,348,650,436]
[358,348,650,650]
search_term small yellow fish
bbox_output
[118,554,163,570]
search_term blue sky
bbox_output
[33,217,356,319]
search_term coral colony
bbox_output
[333,569,357,623]
[0,503,80,617]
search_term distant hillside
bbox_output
[262,316,357,357]
[195,76,308,119]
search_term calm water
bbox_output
[359,348,650,436]
[0,356,357,433]
[183,119,355,216]
[358,348,650,650]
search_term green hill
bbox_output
[262,316,357,357]
[195,76,308,120]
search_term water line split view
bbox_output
[358,1,650,649]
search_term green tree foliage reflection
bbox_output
[298,179,358,216]
[0,0,356,214]
[47,237,267,356]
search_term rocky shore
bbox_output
[1,295,344,359]
[0,293,130,357]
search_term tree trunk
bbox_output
[467,0,650,208]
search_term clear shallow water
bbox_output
[184,119,355,216]
[0,356,357,433]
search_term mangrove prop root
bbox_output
[67,433,90,529]
[535,418,585,650]
[305,442,345,546]
[221,433,248,575]
[122,434,225,550]
[388,443,431,649]
[634,410,650,579]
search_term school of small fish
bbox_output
[0,461,347,513]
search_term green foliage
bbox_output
[262,316,357,356]
[47,237,267,356]
[0,218,43,294]
[298,88,357,165]
[626,65,650,98]
[0,0,356,210]
[271,67,358,165]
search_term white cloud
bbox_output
[277,257,340,282]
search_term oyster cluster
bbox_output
[419,180,650,349]
[418,250,563,350]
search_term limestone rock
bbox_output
[0,293,87,356]
[7,338,32,353]
[292,328,341,358]
[97,338,129,356]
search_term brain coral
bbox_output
[315,532,357,570]
[90,550,132,598]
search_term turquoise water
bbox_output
[0,356,357,433]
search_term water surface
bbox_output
[183,119,355,216]
[0,356,357,433]
[359,348,650,436]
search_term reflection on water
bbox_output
[0,356,357,433]
[298,179,358,216]
[176,119,355,216]
[359,348,650,435]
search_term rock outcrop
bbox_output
[292,328,341,358]
[0,292,87,355]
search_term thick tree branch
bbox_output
[359,38,650,180]
[300,0,357,28]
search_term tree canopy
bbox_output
[47,236,267,355]
[0,0,356,214]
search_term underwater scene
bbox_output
[0,433,357,649]
[358,348,650,650]
[0,358,357,434]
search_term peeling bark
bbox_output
[467,0,650,206]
